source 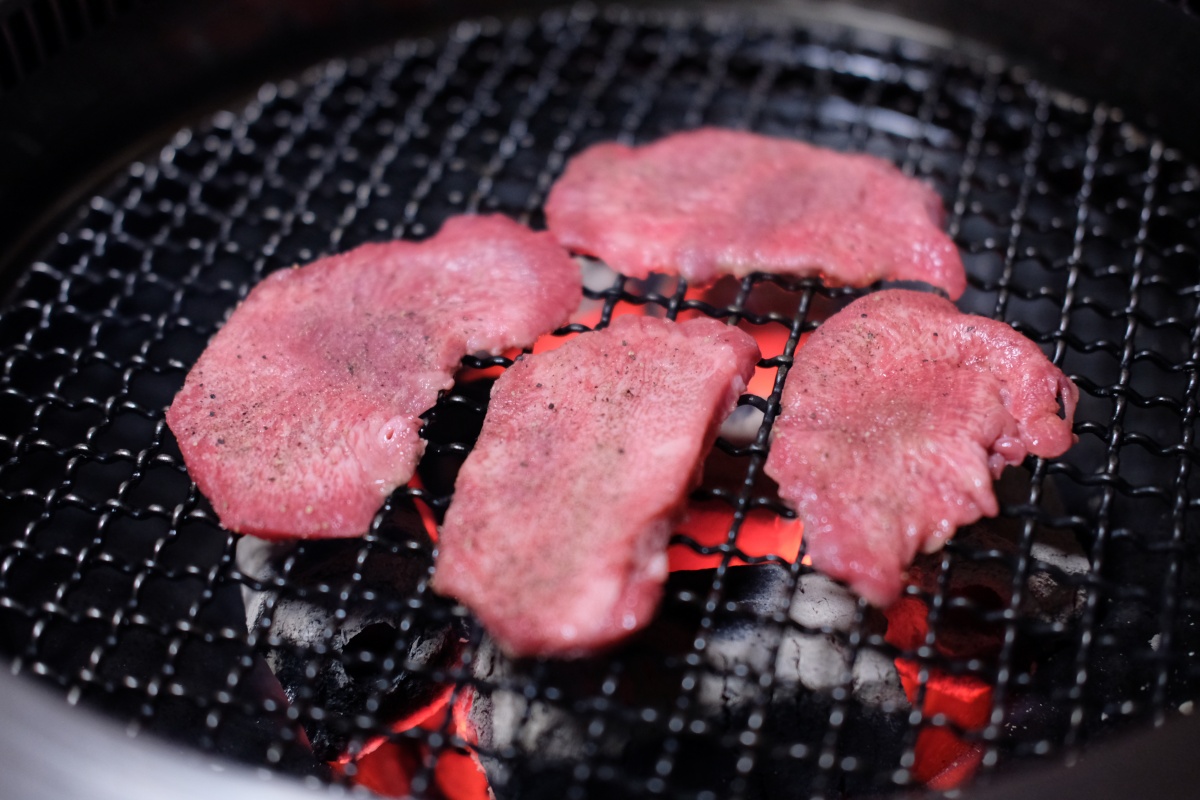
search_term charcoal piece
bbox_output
[466,636,603,800]
[909,470,1089,626]
[237,506,466,761]
[465,564,908,800]
[699,568,907,716]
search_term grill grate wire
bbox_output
[1,4,1199,798]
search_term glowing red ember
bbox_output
[669,501,802,572]
[334,694,489,800]
[885,596,992,789]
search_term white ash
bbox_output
[463,565,911,798]
[718,403,765,447]
[466,635,613,793]
[697,567,908,714]
[579,256,619,293]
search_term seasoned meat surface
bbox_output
[545,128,965,298]
[167,215,582,539]
[763,290,1078,606]
[434,315,760,658]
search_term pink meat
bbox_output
[166,215,582,540]
[433,315,760,658]
[763,290,1078,606]
[544,127,965,298]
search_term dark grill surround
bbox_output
[0,0,134,90]
[1,4,1199,798]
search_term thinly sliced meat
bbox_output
[763,290,1078,606]
[433,315,760,658]
[545,127,965,298]
[167,215,582,540]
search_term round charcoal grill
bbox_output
[1,1,1199,799]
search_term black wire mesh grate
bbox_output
[1,4,1199,798]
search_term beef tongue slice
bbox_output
[167,215,582,539]
[764,289,1078,606]
[545,127,965,298]
[434,315,760,657]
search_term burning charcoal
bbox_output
[1027,528,1091,621]
[237,506,466,761]
[700,567,908,714]
[909,470,1089,625]
[465,634,608,798]
[463,564,909,800]
[462,598,696,799]
[783,573,908,707]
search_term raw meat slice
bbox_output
[167,215,582,540]
[544,127,965,298]
[433,315,761,658]
[763,290,1078,606]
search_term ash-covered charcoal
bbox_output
[461,591,695,799]
[464,635,611,799]
[699,566,908,715]
[463,564,909,800]
[908,470,1089,626]
[237,504,467,761]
